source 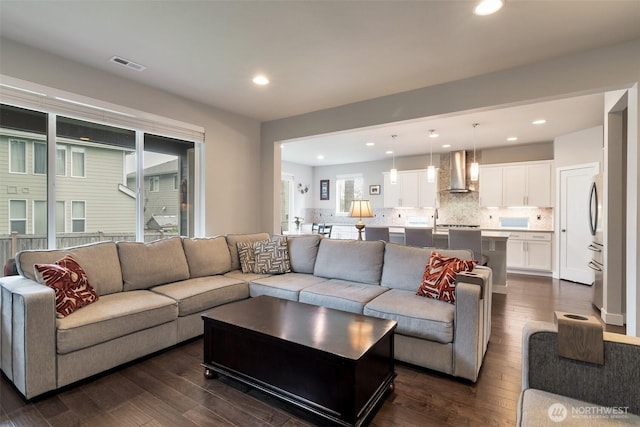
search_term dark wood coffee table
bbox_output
[202,295,397,427]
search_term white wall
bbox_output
[554,126,604,169]
[281,161,313,218]
[0,38,262,235]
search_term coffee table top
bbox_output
[204,296,396,360]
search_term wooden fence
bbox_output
[1,231,179,271]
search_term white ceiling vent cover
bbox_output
[110,56,146,72]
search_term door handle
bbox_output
[587,244,602,252]
[561,229,566,232]
[588,261,602,272]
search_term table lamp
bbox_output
[349,200,373,240]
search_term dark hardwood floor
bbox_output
[0,274,625,427]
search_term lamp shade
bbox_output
[349,200,373,219]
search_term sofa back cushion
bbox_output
[182,236,231,278]
[287,235,321,274]
[16,241,123,295]
[226,233,270,271]
[313,239,385,285]
[118,236,190,291]
[381,243,474,291]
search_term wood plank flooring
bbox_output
[0,274,625,427]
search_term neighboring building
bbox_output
[0,129,136,235]
[127,159,180,228]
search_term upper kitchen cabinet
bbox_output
[503,162,552,207]
[480,161,552,207]
[479,166,503,207]
[383,169,437,208]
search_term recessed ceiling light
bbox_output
[317,155,324,160]
[532,119,547,125]
[442,144,451,148]
[385,150,393,155]
[474,0,504,16]
[365,142,375,147]
[252,75,269,86]
[507,137,518,142]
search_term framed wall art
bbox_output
[369,185,381,195]
[320,179,330,200]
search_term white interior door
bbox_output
[559,165,598,284]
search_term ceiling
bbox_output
[1,1,639,165]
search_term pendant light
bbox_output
[427,130,436,183]
[470,123,480,182]
[390,134,398,185]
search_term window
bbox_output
[173,175,179,190]
[336,174,364,214]
[56,201,66,233]
[56,145,66,176]
[9,139,26,173]
[71,147,85,177]
[9,200,27,234]
[71,201,86,232]
[34,142,47,174]
[149,175,160,192]
[34,200,46,234]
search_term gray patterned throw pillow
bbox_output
[253,236,291,274]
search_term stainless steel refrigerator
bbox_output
[588,173,604,310]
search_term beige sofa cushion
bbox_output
[225,233,270,271]
[16,241,123,295]
[56,290,178,354]
[118,237,190,291]
[182,236,232,278]
[151,276,248,316]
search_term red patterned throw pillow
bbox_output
[34,255,99,318]
[417,251,477,304]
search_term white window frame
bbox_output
[9,138,27,174]
[149,175,160,192]
[71,200,86,233]
[33,142,47,175]
[56,145,66,176]
[70,146,86,178]
[335,173,364,215]
[9,199,28,234]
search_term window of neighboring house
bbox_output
[34,200,46,234]
[9,200,27,234]
[173,175,179,190]
[335,174,364,214]
[34,142,47,175]
[9,139,26,173]
[71,201,86,232]
[56,145,66,176]
[149,175,160,192]
[56,200,66,233]
[71,147,85,177]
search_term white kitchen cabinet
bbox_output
[480,161,552,207]
[479,166,503,207]
[506,231,552,272]
[383,170,436,208]
[417,170,438,207]
[503,162,552,207]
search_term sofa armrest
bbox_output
[521,321,640,415]
[453,281,482,381]
[0,275,57,399]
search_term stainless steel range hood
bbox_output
[449,150,470,193]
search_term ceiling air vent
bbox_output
[109,56,146,72]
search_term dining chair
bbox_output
[448,229,488,265]
[312,223,319,233]
[365,226,390,242]
[318,224,333,238]
[404,227,433,247]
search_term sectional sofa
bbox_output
[0,233,492,399]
